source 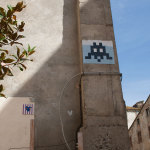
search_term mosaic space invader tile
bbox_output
[82,40,115,64]
[23,104,34,115]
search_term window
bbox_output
[146,107,150,117]
[137,131,142,143]
[137,118,140,125]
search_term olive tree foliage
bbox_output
[0,2,35,97]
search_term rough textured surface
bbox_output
[129,95,150,150]
[0,0,130,149]
[78,0,130,149]
[0,0,81,149]
[83,126,129,150]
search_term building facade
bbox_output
[129,95,150,150]
[126,102,143,128]
[0,0,130,149]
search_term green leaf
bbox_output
[14,1,26,12]
[11,42,23,46]
[19,53,24,59]
[7,9,12,17]
[0,93,6,98]
[11,55,17,59]
[0,84,3,92]
[18,21,25,32]
[7,68,13,76]
[15,1,23,10]
[3,39,8,43]
[0,52,6,60]
[0,34,5,41]
[12,32,18,40]
[7,5,13,11]
[0,70,4,80]
[13,21,17,25]
[20,64,26,70]
[29,50,35,55]
[0,7,5,16]
[16,46,20,57]
[0,15,3,19]
[3,58,14,63]
[28,44,31,52]
[31,46,36,51]
[19,66,23,71]
[20,58,28,61]
[0,49,8,54]
[23,50,27,57]
[16,35,25,40]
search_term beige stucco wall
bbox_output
[0,97,34,150]
[0,0,81,149]
[129,95,150,150]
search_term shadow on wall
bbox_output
[1,0,81,150]
[16,0,81,149]
[0,0,113,149]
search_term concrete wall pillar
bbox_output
[77,0,130,149]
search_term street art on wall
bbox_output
[23,104,34,115]
[82,40,115,64]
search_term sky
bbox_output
[110,0,150,106]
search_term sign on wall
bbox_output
[23,104,34,115]
[82,40,115,64]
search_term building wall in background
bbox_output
[126,107,140,129]
[127,111,139,129]
[129,95,150,150]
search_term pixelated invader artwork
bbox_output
[82,40,115,64]
[23,104,34,115]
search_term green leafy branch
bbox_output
[0,2,36,97]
